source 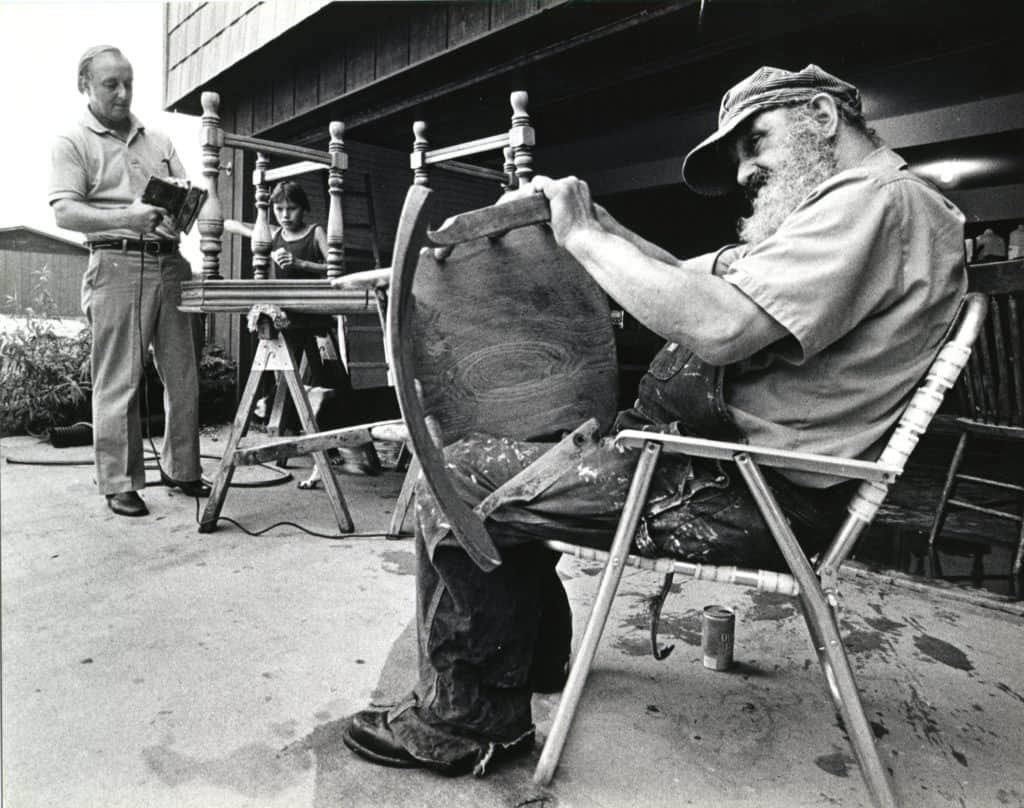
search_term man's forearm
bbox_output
[564,226,784,364]
[52,197,174,239]
[594,204,679,264]
[53,199,135,234]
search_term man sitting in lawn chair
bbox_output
[335,64,967,776]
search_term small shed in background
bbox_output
[0,226,88,317]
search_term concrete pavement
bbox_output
[2,430,1023,808]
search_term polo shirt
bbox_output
[706,148,967,486]
[48,108,185,242]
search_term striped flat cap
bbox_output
[682,64,862,196]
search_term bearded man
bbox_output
[341,65,966,775]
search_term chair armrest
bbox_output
[613,430,899,483]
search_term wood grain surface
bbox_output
[410,219,618,443]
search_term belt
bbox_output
[88,239,179,255]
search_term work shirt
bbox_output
[48,108,185,242]
[703,147,967,486]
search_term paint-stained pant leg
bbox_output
[387,432,845,768]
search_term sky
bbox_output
[0,1,203,265]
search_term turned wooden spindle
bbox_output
[198,91,224,280]
[509,91,534,187]
[326,121,348,279]
[251,152,272,280]
[502,145,517,191]
[411,120,429,187]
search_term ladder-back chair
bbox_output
[183,93,385,533]
[925,262,1024,597]
[336,91,549,540]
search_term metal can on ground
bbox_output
[701,604,735,671]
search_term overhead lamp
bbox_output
[910,158,992,188]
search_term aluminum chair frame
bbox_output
[532,292,989,808]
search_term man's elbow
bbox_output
[51,200,74,229]
[692,341,741,367]
[689,322,754,366]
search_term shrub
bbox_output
[0,314,92,437]
[0,318,237,437]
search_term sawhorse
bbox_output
[199,308,354,533]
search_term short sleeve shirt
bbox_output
[48,108,186,241]
[708,148,966,486]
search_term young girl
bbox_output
[224,181,381,476]
[268,181,329,279]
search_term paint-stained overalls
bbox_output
[385,344,853,771]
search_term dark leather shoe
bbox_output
[343,709,421,769]
[160,472,211,497]
[106,491,148,517]
[343,709,534,776]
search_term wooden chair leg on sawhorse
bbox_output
[199,315,354,534]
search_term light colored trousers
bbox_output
[81,248,201,495]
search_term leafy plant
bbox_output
[0,314,92,437]
[1,265,238,435]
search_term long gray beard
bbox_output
[737,117,839,246]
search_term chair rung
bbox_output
[954,473,1024,494]
[948,499,1023,522]
[544,539,799,596]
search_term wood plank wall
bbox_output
[164,1,566,111]
[0,250,88,317]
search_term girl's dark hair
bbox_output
[269,181,311,212]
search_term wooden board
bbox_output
[409,213,619,443]
[387,185,619,571]
[178,279,380,315]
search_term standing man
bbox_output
[338,65,967,775]
[49,45,209,517]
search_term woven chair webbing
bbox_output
[545,539,800,596]
[848,340,972,523]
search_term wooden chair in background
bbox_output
[185,93,382,533]
[348,90,547,540]
[924,263,1024,597]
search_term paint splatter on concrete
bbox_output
[842,628,889,657]
[142,741,311,796]
[747,590,798,622]
[913,634,974,672]
[864,615,904,635]
[613,602,701,656]
[814,749,852,777]
[379,550,417,576]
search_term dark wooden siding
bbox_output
[164,1,569,110]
